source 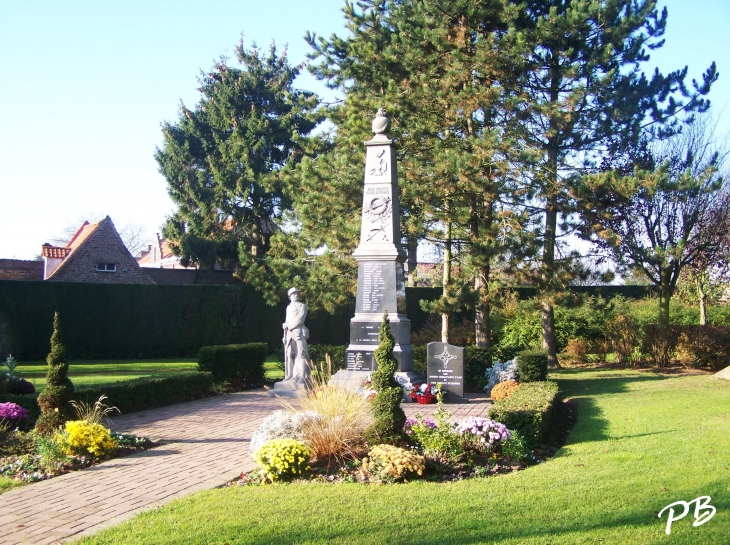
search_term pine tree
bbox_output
[509,0,717,367]
[35,312,75,435]
[364,311,406,445]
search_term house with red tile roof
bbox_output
[41,217,155,284]
[137,233,191,269]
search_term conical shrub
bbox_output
[364,311,405,445]
[35,312,75,435]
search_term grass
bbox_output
[0,475,23,493]
[263,356,284,380]
[14,360,198,392]
[75,368,730,544]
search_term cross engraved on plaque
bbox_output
[435,345,458,368]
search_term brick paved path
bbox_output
[0,389,491,545]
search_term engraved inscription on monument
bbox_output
[362,263,386,312]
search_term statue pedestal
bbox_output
[329,369,425,401]
[268,380,310,399]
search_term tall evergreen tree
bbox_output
[306,0,532,343]
[156,41,321,269]
[508,0,717,366]
[35,312,74,435]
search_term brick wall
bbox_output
[0,259,43,281]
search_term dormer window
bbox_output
[96,263,116,272]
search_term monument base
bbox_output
[440,392,469,404]
[394,371,426,401]
[268,380,311,399]
[329,369,427,401]
[329,369,370,393]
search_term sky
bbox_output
[1,0,729,260]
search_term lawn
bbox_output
[15,357,283,392]
[75,368,730,545]
[15,360,199,392]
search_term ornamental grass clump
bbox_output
[279,374,373,463]
[254,438,311,482]
[363,311,406,445]
[360,444,425,482]
[491,380,519,401]
[35,313,75,435]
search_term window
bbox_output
[96,263,116,272]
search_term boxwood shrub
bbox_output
[198,343,267,382]
[488,380,559,449]
[73,372,215,415]
[517,348,549,382]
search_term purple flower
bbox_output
[455,416,511,448]
[0,402,30,421]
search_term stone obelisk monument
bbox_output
[331,109,423,392]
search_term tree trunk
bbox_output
[406,237,418,287]
[656,285,672,367]
[696,276,707,326]
[475,270,491,349]
[540,56,561,369]
[442,220,451,344]
[541,198,559,368]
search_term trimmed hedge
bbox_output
[0,281,352,360]
[308,344,347,373]
[72,372,215,415]
[488,381,559,449]
[517,349,549,381]
[198,343,267,382]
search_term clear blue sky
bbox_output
[1,0,728,260]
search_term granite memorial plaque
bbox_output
[427,342,467,403]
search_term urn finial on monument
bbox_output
[368,108,392,145]
[372,108,390,135]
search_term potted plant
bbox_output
[407,383,443,404]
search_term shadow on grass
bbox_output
[244,478,730,545]
[551,370,668,446]
[554,369,665,398]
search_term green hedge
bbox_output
[488,381,559,449]
[198,343,267,382]
[0,281,352,360]
[73,372,215,415]
[4,372,243,428]
[517,349,549,381]
[308,344,347,373]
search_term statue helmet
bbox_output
[288,287,300,297]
